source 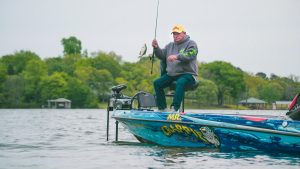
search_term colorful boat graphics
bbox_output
[112,110,300,153]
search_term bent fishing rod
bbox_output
[150,0,159,74]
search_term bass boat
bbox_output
[107,85,300,154]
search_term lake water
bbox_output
[0,109,299,169]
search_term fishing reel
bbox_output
[107,84,132,111]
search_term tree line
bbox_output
[0,36,299,108]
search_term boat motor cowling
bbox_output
[111,84,127,97]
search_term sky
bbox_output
[1,0,300,78]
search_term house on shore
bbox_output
[238,97,267,109]
[47,98,71,109]
[272,101,291,110]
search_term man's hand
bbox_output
[167,55,177,62]
[152,39,158,48]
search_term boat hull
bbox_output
[112,110,300,153]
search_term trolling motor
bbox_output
[106,84,157,141]
[107,84,156,111]
[106,84,131,141]
[107,84,132,111]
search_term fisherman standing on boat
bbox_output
[152,24,198,112]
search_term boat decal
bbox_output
[166,113,182,121]
[161,124,220,147]
[114,116,300,137]
[241,116,267,122]
[199,126,220,147]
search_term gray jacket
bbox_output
[154,35,198,77]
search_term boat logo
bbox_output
[161,124,220,147]
[166,113,182,121]
[200,127,220,147]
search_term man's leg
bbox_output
[153,74,173,110]
[160,59,167,76]
[172,74,195,111]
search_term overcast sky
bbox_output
[1,0,300,77]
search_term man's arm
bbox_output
[177,41,198,62]
[152,39,166,60]
[154,47,165,60]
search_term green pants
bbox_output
[153,74,195,111]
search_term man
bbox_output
[152,24,198,112]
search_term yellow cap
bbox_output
[172,24,185,33]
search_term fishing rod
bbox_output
[150,0,159,74]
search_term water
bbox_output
[0,109,299,169]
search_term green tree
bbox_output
[75,65,113,102]
[66,77,98,108]
[91,52,122,78]
[259,82,284,103]
[93,69,114,101]
[256,72,268,79]
[0,50,40,75]
[270,73,279,80]
[115,77,128,85]
[46,55,83,76]
[200,61,246,105]
[1,75,25,108]
[186,79,218,105]
[119,59,159,96]
[0,63,7,85]
[62,54,83,75]
[39,72,69,103]
[0,63,7,106]
[45,57,65,74]
[61,36,82,55]
[271,76,299,100]
[22,59,48,105]
[244,73,267,98]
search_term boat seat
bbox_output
[169,81,199,91]
[166,81,199,112]
[134,92,157,110]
